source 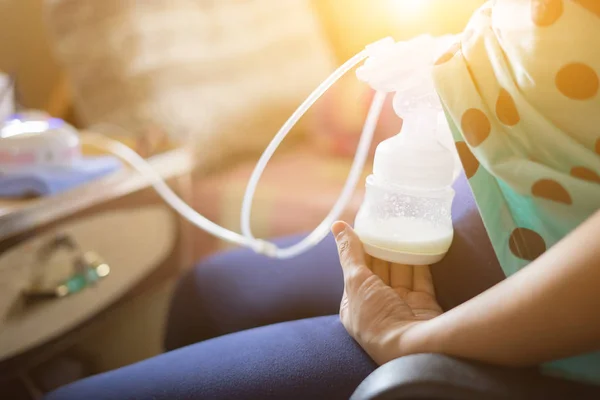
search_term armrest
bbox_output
[350,354,600,400]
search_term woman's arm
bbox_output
[407,209,600,367]
[332,210,600,367]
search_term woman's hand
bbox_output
[332,221,442,365]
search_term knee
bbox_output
[163,260,224,351]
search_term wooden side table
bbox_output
[0,146,196,397]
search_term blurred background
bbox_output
[0,0,484,122]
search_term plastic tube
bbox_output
[82,131,277,256]
[241,49,370,239]
[83,46,386,259]
[241,90,386,259]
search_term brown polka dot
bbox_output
[461,108,491,147]
[496,88,521,126]
[555,63,599,100]
[573,0,600,18]
[455,142,480,179]
[531,0,564,26]
[509,228,547,261]
[571,166,600,184]
[532,179,573,204]
[435,42,461,66]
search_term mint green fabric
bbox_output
[433,0,600,383]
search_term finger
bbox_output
[413,265,435,296]
[332,221,371,289]
[331,221,366,272]
[390,263,413,289]
[390,263,413,290]
[371,258,390,285]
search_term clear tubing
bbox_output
[82,47,386,259]
[240,49,370,243]
[82,131,277,255]
[252,90,386,259]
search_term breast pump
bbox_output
[352,36,457,264]
[2,35,458,265]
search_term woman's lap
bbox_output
[165,175,504,353]
[164,233,345,350]
[46,316,377,400]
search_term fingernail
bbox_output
[331,222,347,238]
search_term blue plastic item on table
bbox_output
[0,156,121,198]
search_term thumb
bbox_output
[331,221,366,272]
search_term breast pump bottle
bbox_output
[353,37,456,265]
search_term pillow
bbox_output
[45,0,335,167]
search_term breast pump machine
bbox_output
[1,35,458,265]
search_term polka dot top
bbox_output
[432,0,600,384]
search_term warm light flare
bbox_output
[389,0,431,14]
[313,0,485,61]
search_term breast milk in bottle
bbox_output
[353,36,457,265]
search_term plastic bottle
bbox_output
[353,36,456,265]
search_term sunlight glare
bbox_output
[389,0,430,15]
